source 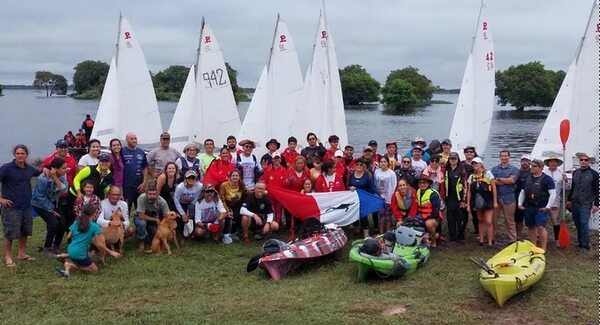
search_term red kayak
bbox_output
[258,226,347,280]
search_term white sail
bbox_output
[169,65,197,152]
[116,16,163,146]
[193,20,241,145]
[238,15,304,153]
[90,57,119,145]
[91,15,163,147]
[292,9,348,147]
[531,0,599,171]
[448,2,495,158]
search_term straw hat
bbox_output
[575,152,597,164]
[543,154,563,167]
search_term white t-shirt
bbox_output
[375,168,397,204]
[78,154,99,167]
[543,167,564,208]
[238,154,259,190]
[97,199,130,229]
[411,158,427,175]
[194,199,226,224]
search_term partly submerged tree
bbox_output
[33,71,67,97]
[381,66,434,109]
[339,64,380,105]
[495,61,565,110]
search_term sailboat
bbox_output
[91,15,163,147]
[531,0,599,171]
[169,18,241,152]
[291,8,348,147]
[237,14,304,153]
[448,2,495,158]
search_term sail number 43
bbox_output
[203,69,227,88]
[485,52,494,71]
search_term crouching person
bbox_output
[55,205,121,277]
[240,181,279,244]
[414,175,441,247]
[194,185,226,240]
[134,185,170,251]
[97,185,134,238]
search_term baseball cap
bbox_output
[531,159,544,167]
[363,145,373,152]
[520,154,532,161]
[334,150,344,157]
[449,152,460,159]
[471,157,483,165]
[441,139,452,145]
[368,140,378,146]
[98,153,110,162]
[160,132,171,139]
[185,170,198,178]
[55,139,69,148]
[272,151,281,158]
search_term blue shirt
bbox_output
[67,221,102,260]
[348,172,379,195]
[491,163,519,203]
[31,174,67,211]
[122,147,148,189]
[0,160,40,210]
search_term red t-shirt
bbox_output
[42,152,77,187]
[284,167,311,192]
[262,165,287,189]
[315,173,345,192]
[203,159,236,188]
[281,148,299,167]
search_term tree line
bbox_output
[31,60,565,110]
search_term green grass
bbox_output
[0,218,597,324]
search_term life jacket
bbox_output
[416,188,440,219]
[470,170,492,194]
[70,165,113,200]
[177,157,201,183]
[445,166,465,200]
[84,119,94,128]
[524,174,550,207]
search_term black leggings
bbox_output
[446,199,467,240]
[34,206,66,249]
[360,213,379,229]
[223,200,242,234]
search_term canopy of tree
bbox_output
[33,71,67,97]
[225,62,249,103]
[339,64,380,105]
[381,66,434,109]
[73,60,110,99]
[495,61,565,110]
[153,65,190,101]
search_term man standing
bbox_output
[122,132,149,211]
[343,145,356,171]
[226,135,240,161]
[567,152,599,250]
[440,139,453,164]
[491,150,519,243]
[518,159,556,251]
[198,138,217,173]
[300,132,326,167]
[260,138,281,168]
[323,135,341,162]
[0,145,41,267]
[410,146,427,175]
[81,114,94,142]
[515,154,532,239]
[543,154,566,245]
[134,185,170,251]
[281,136,299,168]
[236,139,261,191]
[147,132,182,177]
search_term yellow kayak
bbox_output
[477,240,546,307]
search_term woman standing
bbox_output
[78,139,101,170]
[466,157,497,247]
[31,157,68,257]
[374,156,397,233]
[390,179,418,227]
[444,152,468,241]
[220,170,246,243]
[348,158,380,238]
[156,162,179,212]
[108,138,125,187]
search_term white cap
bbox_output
[520,154,532,161]
[334,150,344,157]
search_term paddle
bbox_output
[246,254,264,273]
[558,119,571,249]
[469,257,495,275]
[491,248,545,267]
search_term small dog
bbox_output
[146,211,179,254]
[100,208,125,265]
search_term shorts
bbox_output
[71,255,94,268]
[378,204,393,225]
[412,215,437,227]
[514,206,525,223]
[524,206,548,227]
[1,207,33,240]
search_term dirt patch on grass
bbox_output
[381,304,407,317]
[457,299,546,324]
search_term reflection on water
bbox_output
[0,90,550,167]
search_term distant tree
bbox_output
[153,65,190,101]
[384,66,434,104]
[33,71,67,97]
[73,60,110,95]
[495,61,566,110]
[225,62,249,103]
[381,79,419,109]
[339,64,380,105]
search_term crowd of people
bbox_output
[0,130,598,274]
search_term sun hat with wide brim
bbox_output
[417,175,433,184]
[183,143,201,153]
[238,139,256,148]
[575,152,597,164]
[265,138,281,150]
[543,154,564,167]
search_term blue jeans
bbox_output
[571,203,591,249]
[134,216,157,245]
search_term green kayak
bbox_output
[349,239,430,280]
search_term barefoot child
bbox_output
[55,205,121,277]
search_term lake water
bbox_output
[0,89,550,165]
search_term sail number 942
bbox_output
[202,69,227,88]
[485,52,494,71]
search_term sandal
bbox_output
[55,267,69,277]
[17,255,36,261]
[5,260,16,268]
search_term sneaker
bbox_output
[55,267,69,277]
[242,236,251,245]
[229,233,240,242]
[253,234,263,240]
[43,247,56,258]
[222,234,233,245]
[52,246,62,255]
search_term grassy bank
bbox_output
[0,218,597,324]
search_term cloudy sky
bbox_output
[0,0,594,88]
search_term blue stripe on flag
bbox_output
[356,189,385,218]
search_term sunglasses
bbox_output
[186,176,197,179]
[449,157,458,160]
[580,158,589,162]
[431,159,440,163]
[308,137,316,141]
[402,161,411,164]
[464,150,474,154]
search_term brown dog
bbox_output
[146,211,179,254]
[100,208,125,265]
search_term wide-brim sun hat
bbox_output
[265,138,281,150]
[239,139,256,148]
[183,143,200,153]
[543,154,564,167]
[575,152,597,164]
